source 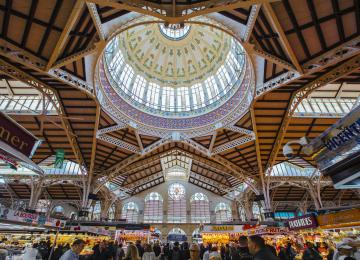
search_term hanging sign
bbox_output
[246,227,289,236]
[287,214,318,230]
[316,208,360,228]
[0,207,65,228]
[0,112,39,157]
[54,149,65,169]
[202,225,244,233]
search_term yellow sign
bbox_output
[317,208,360,229]
[211,226,235,231]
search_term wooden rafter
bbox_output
[265,54,360,173]
[46,0,85,71]
[87,0,275,24]
[262,2,303,73]
[0,59,87,173]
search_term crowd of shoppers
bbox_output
[3,234,358,260]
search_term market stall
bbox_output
[116,229,150,244]
[200,225,246,244]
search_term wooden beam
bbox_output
[0,59,87,173]
[88,0,274,24]
[46,0,85,71]
[134,130,144,151]
[52,41,105,69]
[265,54,360,173]
[209,132,217,152]
[262,2,303,73]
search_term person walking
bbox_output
[190,244,199,260]
[302,242,322,260]
[59,239,85,260]
[115,243,125,260]
[124,244,140,260]
[238,236,252,260]
[136,240,145,258]
[248,236,281,260]
[23,243,43,260]
[143,244,156,260]
[181,242,190,260]
[153,242,162,259]
[169,242,183,260]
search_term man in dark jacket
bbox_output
[238,236,252,260]
[136,240,144,258]
[248,236,280,260]
[169,242,183,260]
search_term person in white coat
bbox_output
[22,243,42,260]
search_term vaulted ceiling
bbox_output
[0,0,359,210]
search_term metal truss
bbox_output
[252,47,295,71]
[97,123,128,135]
[86,2,106,41]
[52,41,104,69]
[303,36,360,72]
[225,125,254,136]
[87,0,270,24]
[256,37,360,98]
[124,172,163,189]
[0,40,94,97]
[189,171,233,194]
[266,54,360,174]
[212,135,255,155]
[176,140,259,193]
[97,134,141,154]
[242,4,261,42]
[256,71,300,97]
[0,59,87,174]
[180,137,211,156]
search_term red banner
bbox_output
[0,112,38,157]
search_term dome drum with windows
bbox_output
[96,16,255,138]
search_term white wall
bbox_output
[121,180,233,223]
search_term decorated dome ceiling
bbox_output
[97,16,254,137]
[117,22,231,87]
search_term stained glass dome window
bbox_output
[168,183,186,200]
[103,17,246,118]
[159,23,191,40]
[97,16,254,137]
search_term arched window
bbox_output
[53,205,65,214]
[190,193,210,223]
[252,203,262,220]
[70,212,77,220]
[121,202,139,223]
[144,192,163,223]
[168,183,186,223]
[215,202,232,223]
[108,203,115,220]
[238,206,246,221]
[36,200,50,213]
[91,201,101,221]
[168,228,187,242]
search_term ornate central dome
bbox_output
[115,22,231,88]
[96,16,254,137]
